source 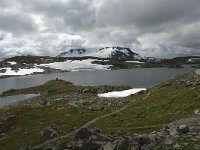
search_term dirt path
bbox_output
[143,91,151,100]
[32,91,151,149]
[31,105,128,149]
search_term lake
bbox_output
[0,94,38,107]
[0,65,194,94]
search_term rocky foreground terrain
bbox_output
[0,70,200,149]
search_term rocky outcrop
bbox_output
[62,115,200,150]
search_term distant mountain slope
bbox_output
[57,46,145,60]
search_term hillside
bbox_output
[0,70,200,149]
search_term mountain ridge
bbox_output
[57,46,152,61]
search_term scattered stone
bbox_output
[194,109,199,115]
[40,124,58,138]
[46,101,52,107]
[80,140,101,150]
[82,88,91,93]
[191,138,198,142]
[173,143,181,149]
[75,128,93,140]
[75,128,111,142]
[0,69,6,73]
[162,125,170,134]
[136,135,151,146]
[114,138,130,150]
[194,144,200,150]
[0,115,16,122]
[0,133,5,139]
[183,142,188,146]
[176,124,189,134]
[18,145,30,150]
[164,138,174,145]
[101,142,115,150]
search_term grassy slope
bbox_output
[92,72,200,135]
[0,72,200,149]
[0,80,129,149]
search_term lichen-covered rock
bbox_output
[176,124,189,134]
[40,124,58,138]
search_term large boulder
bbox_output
[75,128,93,140]
[75,128,111,142]
[176,124,189,134]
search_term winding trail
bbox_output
[32,105,128,149]
[32,91,151,149]
[143,91,151,100]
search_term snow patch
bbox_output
[8,61,17,65]
[98,88,146,98]
[39,59,112,71]
[0,67,44,76]
[126,61,145,64]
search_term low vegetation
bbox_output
[0,80,130,149]
[0,72,200,149]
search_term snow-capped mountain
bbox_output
[58,48,89,57]
[145,57,161,62]
[58,46,145,60]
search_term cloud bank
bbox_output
[0,0,200,58]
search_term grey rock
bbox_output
[164,138,174,145]
[90,133,112,142]
[114,138,130,150]
[176,124,189,134]
[0,69,6,73]
[18,145,30,150]
[40,124,58,138]
[0,115,16,122]
[162,126,170,135]
[75,128,111,142]
[183,142,188,146]
[194,144,200,150]
[79,140,101,150]
[75,128,93,140]
[136,135,151,146]
[173,143,181,149]
[101,142,115,150]
[46,101,52,107]
[82,88,91,93]
[194,109,199,115]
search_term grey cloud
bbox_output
[0,0,200,58]
[96,0,200,29]
[18,0,96,31]
[0,12,37,35]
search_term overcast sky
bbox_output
[0,0,200,58]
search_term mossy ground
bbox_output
[0,80,129,149]
[91,73,200,136]
[0,72,200,149]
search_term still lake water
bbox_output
[0,94,38,107]
[0,65,194,94]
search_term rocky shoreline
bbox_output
[0,56,199,79]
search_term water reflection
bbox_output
[0,94,38,107]
[0,66,195,94]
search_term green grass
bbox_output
[0,80,129,149]
[91,73,200,135]
[1,73,200,149]
[0,105,108,149]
